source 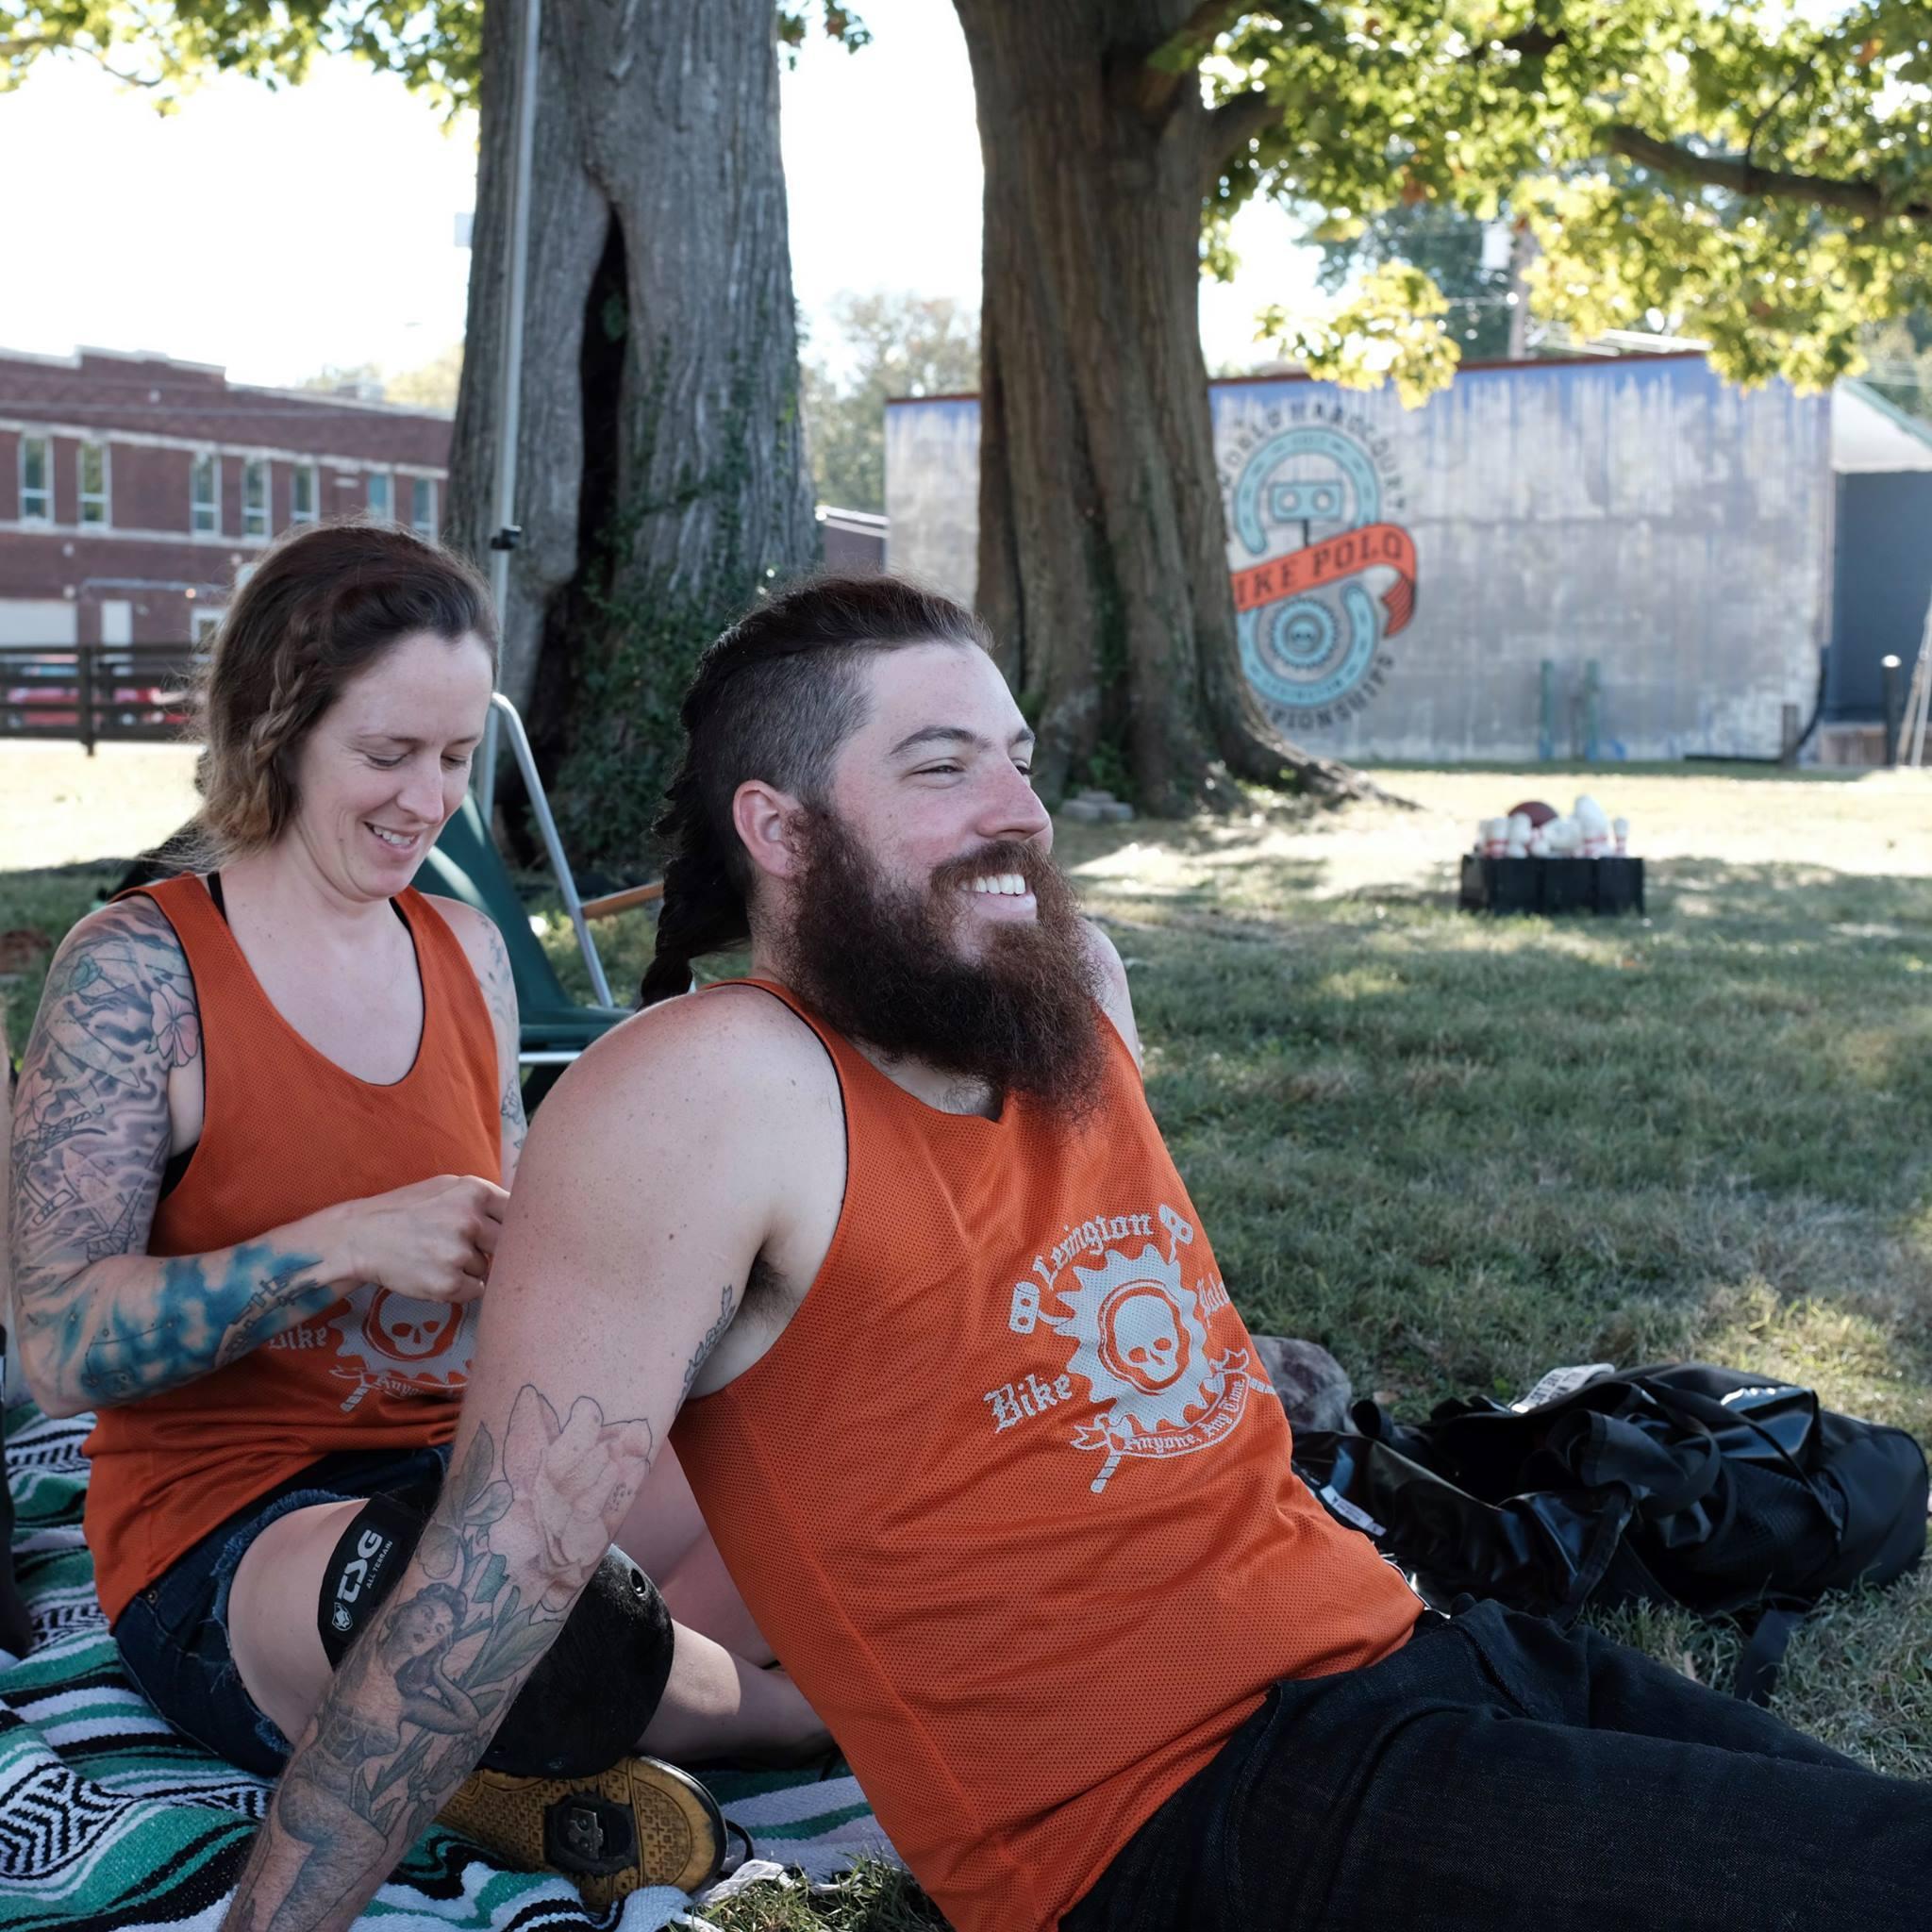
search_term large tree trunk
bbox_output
[450,0,816,865]
[954,0,1374,812]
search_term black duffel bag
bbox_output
[1292,1362,1928,1702]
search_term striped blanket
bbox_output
[0,1402,896,1930]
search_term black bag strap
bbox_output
[1732,1607,1805,1707]
[1643,1381,1842,1546]
[1560,1403,1727,1522]
[1554,1486,1640,1628]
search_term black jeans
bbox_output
[1065,1599,1930,1931]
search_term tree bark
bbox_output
[449,0,817,862]
[954,0,1378,811]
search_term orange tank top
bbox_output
[85,874,500,1624]
[673,983,1421,1932]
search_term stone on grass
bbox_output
[1252,1336,1354,1433]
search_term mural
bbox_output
[889,358,1834,760]
[1220,398,1418,734]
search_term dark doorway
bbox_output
[1830,473,1932,721]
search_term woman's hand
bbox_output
[336,1174,508,1305]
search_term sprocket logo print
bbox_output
[991,1201,1276,1495]
[329,1283,475,1411]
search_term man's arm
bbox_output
[1082,920,1143,1074]
[222,995,794,1932]
[7,900,357,1416]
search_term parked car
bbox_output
[2,656,193,733]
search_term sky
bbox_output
[0,0,1321,391]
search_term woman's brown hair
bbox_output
[196,520,498,858]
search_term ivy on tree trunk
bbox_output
[954,0,1377,813]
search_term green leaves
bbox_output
[1193,2,1932,396]
[776,1,871,65]
[1261,261,1463,406]
[4,0,478,108]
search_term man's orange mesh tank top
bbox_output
[673,982,1421,1932]
[85,874,500,1624]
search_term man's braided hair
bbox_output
[638,574,991,1008]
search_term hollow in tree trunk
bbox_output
[449,0,817,866]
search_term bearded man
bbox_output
[225,576,1932,1932]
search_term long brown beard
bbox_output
[780,808,1108,1125]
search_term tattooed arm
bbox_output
[220,989,825,1932]
[423,898,526,1189]
[7,900,503,1418]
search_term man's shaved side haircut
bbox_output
[638,575,992,1007]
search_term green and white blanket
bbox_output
[0,1403,895,1930]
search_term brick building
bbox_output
[0,346,452,652]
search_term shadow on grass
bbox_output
[1091,855,1932,1415]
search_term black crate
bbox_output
[1459,855,1645,917]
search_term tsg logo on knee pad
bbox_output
[320,1503,424,1650]
[329,1529,394,1632]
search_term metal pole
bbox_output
[490,694,613,1007]
[1907,600,1932,770]
[478,0,543,828]
[78,645,96,758]
[1881,654,1903,766]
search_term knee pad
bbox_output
[317,1491,675,1778]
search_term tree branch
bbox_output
[0,28,166,87]
[1602,122,1930,222]
[1134,0,1253,123]
[1198,88,1280,192]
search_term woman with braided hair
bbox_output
[7,521,822,1903]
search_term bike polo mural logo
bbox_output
[1221,404,1419,730]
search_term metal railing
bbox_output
[0,645,198,754]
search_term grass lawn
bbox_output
[5,753,1931,1927]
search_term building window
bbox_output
[291,463,318,525]
[242,459,269,539]
[78,442,108,526]
[410,475,437,538]
[20,436,50,521]
[191,453,220,533]
[368,471,393,521]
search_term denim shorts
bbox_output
[111,1441,450,1777]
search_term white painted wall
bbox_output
[0,599,77,646]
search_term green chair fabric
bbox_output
[413,795,630,1059]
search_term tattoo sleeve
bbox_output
[477,922,526,1184]
[7,900,346,1412]
[222,1385,656,1932]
